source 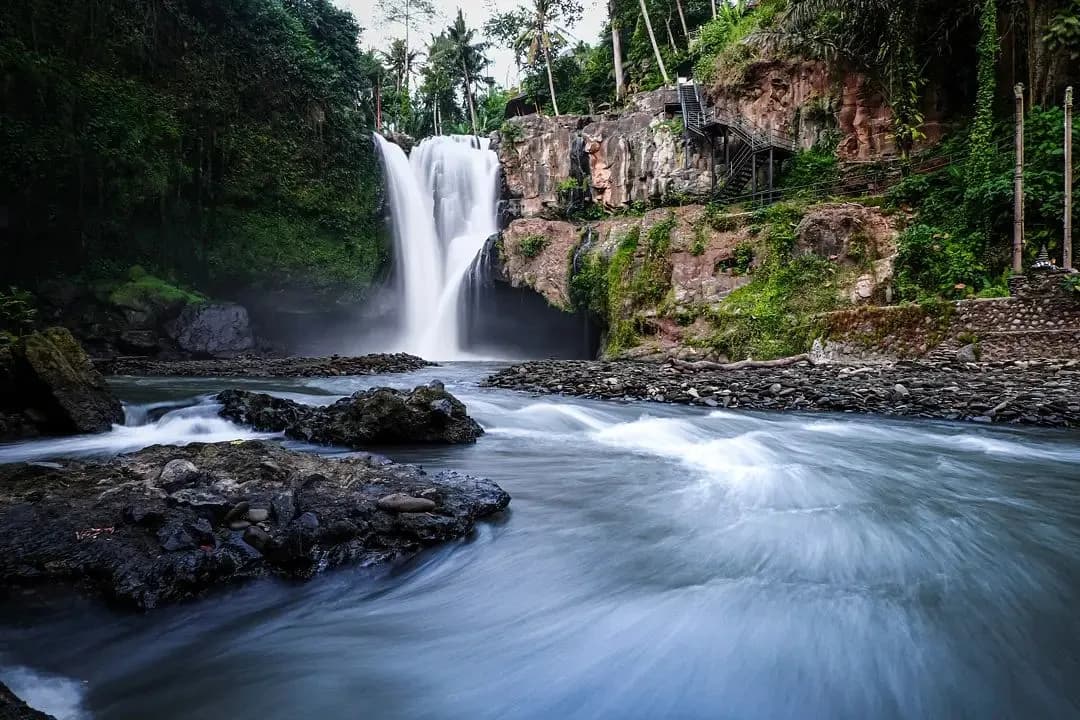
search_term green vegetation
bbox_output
[569,214,676,355]
[0,288,37,338]
[1,0,386,298]
[107,267,205,311]
[521,235,550,258]
[695,203,847,359]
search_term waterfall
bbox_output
[373,133,500,360]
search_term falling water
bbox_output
[373,134,500,360]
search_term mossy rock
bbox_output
[5,327,123,436]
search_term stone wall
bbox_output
[821,274,1080,361]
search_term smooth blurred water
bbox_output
[2,363,1079,719]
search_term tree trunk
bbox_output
[543,44,561,116]
[674,0,689,42]
[1014,83,1025,274]
[665,15,677,54]
[638,0,671,86]
[610,0,626,101]
[463,62,479,134]
[1066,86,1074,270]
[710,0,717,20]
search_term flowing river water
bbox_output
[2,363,1079,719]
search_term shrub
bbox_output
[520,234,548,258]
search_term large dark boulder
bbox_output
[217,381,484,447]
[0,327,123,441]
[0,441,510,609]
[166,302,254,357]
[0,682,56,720]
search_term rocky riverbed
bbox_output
[486,359,1080,427]
[98,353,430,378]
[0,441,510,610]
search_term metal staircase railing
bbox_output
[675,81,797,201]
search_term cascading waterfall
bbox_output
[373,133,500,360]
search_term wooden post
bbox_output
[1066,86,1073,271]
[1013,84,1025,275]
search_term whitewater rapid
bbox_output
[2,365,1079,719]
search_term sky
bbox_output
[336,0,608,88]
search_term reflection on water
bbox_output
[2,363,1079,719]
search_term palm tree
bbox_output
[515,0,573,116]
[638,0,671,86]
[380,39,419,94]
[446,10,491,135]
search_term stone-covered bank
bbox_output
[487,359,1080,428]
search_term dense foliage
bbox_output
[1,0,387,297]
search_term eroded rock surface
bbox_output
[0,682,56,720]
[0,441,509,609]
[166,302,255,357]
[0,327,123,441]
[218,382,484,446]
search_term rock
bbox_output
[484,360,1080,429]
[0,441,510,610]
[377,494,438,513]
[0,327,124,440]
[217,384,485,448]
[157,459,200,490]
[165,302,255,357]
[242,525,272,552]
[297,512,320,531]
[0,681,57,720]
[246,508,269,523]
[956,344,980,363]
[222,501,251,525]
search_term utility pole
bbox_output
[1066,86,1074,271]
[1013,83,1025,275]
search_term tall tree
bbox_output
[445,10,491,134]
[609,0,627,100]
[376,0,436,95]
[638,0,671,86]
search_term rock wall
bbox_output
[496,202,900,359]
[497,206,755,315]
[707,60,944,161]
[821,274,1080,361]
[494,89,713,218]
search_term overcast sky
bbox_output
[336,0,608,88]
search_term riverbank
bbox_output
[98,353,430,378]
[486,358,1080,427]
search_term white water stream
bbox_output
[373,134,500,360]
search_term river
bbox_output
[2,363,1079,719]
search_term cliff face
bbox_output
[495,89,713,218]
[496,202,899,359]
[707,60,944,161]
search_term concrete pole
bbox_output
[1066,86,1073,270]
[1013,84,1025,275]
